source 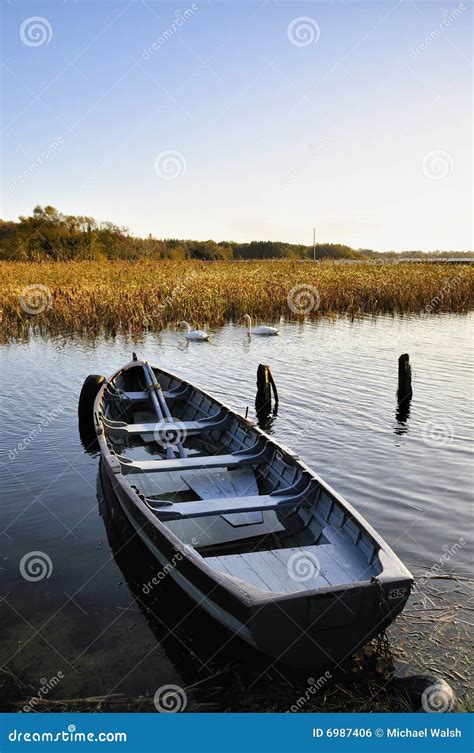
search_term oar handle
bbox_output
[143,362,187,459]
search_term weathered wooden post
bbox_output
[397,354,413,402]
[396,354,412,426]
[255,364,278,419]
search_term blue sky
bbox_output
[1,0,472,251]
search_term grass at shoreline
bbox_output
[1,260,473,338]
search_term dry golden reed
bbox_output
[1,260,472,337]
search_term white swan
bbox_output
[243,314,279,336]
[179,321,209,341]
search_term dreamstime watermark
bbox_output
[295,409,333,438]
[287,551,321,582]
[23,671,64,712]
[287,284,320,315]
[277,138,334,191]
[153,418,189,448]
[287,16,320,47]
[424,271,465,314]
[288,672,332,712]
[8,404,64,460]
[422,150,454,181]
[142,540,198,594]
[19,284,52,315]
[409,3,466,60]
[421,680,455,712]
[19,551,53,582]
[20,16,53,47]
[154,150,187,180]
[9,137,64,193]
[153,684,187,712]
[421,419,454,448]
[156,271,199,309]
[418,537,466,586]
[8,727,127,743]
[142,5,199,59]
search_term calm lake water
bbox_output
[1,314,472,710]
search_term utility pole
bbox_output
[313,227,316,262]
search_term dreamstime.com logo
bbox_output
[287,16,320,47]
[19,551,53,582]
[276,138,334,191]
[287,551,321,582]
[23,672,65,712]
[154,150,187,180]
[156,271,199,309]
[421,681,455,712]
[153,418,188,448]
[154,684,187,712]
[142,540,199,595]
[409,3,466,60]
[418,537,465,586]
[20,16,53,47]
[421,419,454,448]
[424,271,465,314]
[8,404,64,460]
[422,150,454,181]
[287,284,320,315]
[142,4,199,59]
[19,284,52,314]
[8,727,127,743]
[9,137,64,193]
[288,672,332,712]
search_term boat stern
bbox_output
[245,569,413,670]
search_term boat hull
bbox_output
[100,456,411,669]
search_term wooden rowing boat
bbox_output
[87,357,413,669]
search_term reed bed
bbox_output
[1,260,472,338]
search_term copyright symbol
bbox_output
[375,728,384,737]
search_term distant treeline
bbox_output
[1,206,471,261]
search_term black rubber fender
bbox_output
[390,674,456,712]
[78,373,105,434]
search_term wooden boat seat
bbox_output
[116,437,269,475]
[103,408,229,437]
[147,491,305,520]
[105,385,189,403]
[206,544,356,593]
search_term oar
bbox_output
[141,363,174,459]
[143,362,187,459]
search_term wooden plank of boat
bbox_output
[185,468,262,526]
[102,414,228,437]
[115,437,269,474]
[146,491,303,519]
[208,552,275,592]
[271,545,351,588]
[105,386,190,402]
[207,547,334,594]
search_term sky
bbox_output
[1,0,472,251]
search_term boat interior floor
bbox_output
[128,465,378,588]
[206,544,356,593]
